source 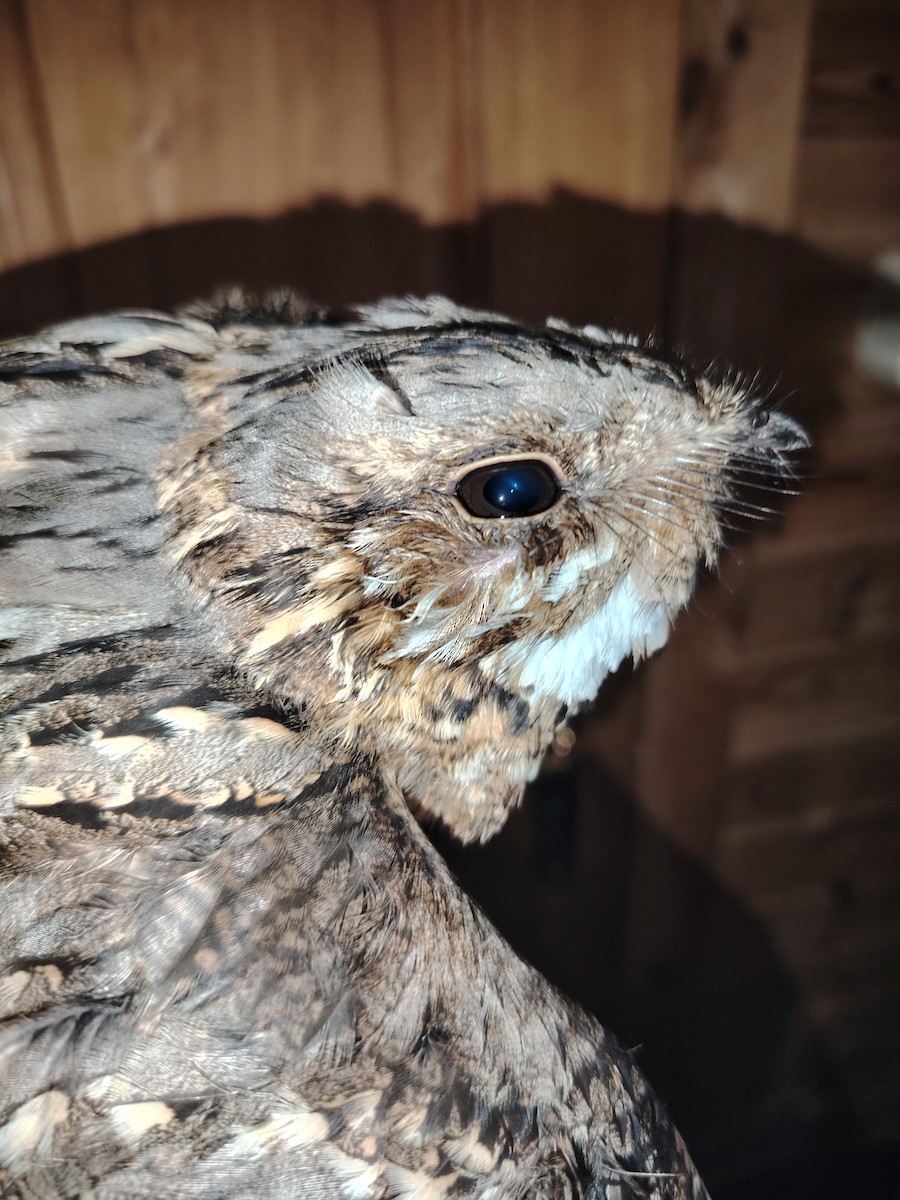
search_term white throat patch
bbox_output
[485,574,671,708]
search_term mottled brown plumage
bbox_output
[0,294,805,1198]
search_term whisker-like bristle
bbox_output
[689,464,802,496]
[642,478,783,519]
[642,470,781,509]
[618,493,695,535]
[676,446,805,485]
[601,504,693,565]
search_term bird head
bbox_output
[163,297,807,840]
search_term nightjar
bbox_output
[0,293,806,1198]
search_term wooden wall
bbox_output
[1,1,898,1195]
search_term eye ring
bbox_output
[454,456,563,519]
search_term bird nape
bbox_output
[0,293,806,1198]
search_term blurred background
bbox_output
[1,1,898,1195]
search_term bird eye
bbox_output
[455,459,562,519]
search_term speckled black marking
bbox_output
[165,683,238,710]
[120,349,188,377]
[27,720,96,747]
[27,800,109,831]
[0,527,58,551]
[83,473,144,496]
[240,701,305,729]
[373,321,706,400]
[511,700,531,734]
[192,294,326,330]
[541,339,583,367]
[218,573,267,601]
[472,619,528,657]
[26,448,99,463]
[246,363,319,397]
[0,358,111,381]
[100,711,176,740]
[111,413,160,426]
[294,762,359,809]
[253,505,302,519]
[121,793,234,821]
[59,561,116,573]
[8,625,174,668]
[342,498,387,525]
[569,1142,594,1191]
[186,531,234,560]
[523,524,562,567]
[169,1097,221,1124]
[59,996,132,1038]
[625,360,694,395]
[449,698,477,723]
[413,1020,451,1057]
[25,665,142,707]
[359,354,415,415]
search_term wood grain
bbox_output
[674,0,813,230]
[0,1,68,264]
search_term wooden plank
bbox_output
[809,0,900,67]
[0,0,69,265]
[470,0,683,329]
[0,0,480,324]
[0,0,687,331]
[674,0,813,230]
[660,0,821,578]
[4,0,469,260]
[755,899,900,999]
[632,601,736,861]
[751,471,900,564]
[0,0,85,327]
[731,539,900,658]
[473,0,682,209]
[621,602,735,989]
[804,0,900,139]
[726,728,900,825]
[795,137,900,264]
[378,0,476,222]
[6,0,684,272]
[805,61,900,141]
[665,0,814,409]
[717,791,900,896]
[23,0,153,247]
[731,636,900,762]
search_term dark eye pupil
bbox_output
[455,459,561,518]
[482,468,545,513]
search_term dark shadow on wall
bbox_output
[1,187,893,438]
[2,191,896,1198]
